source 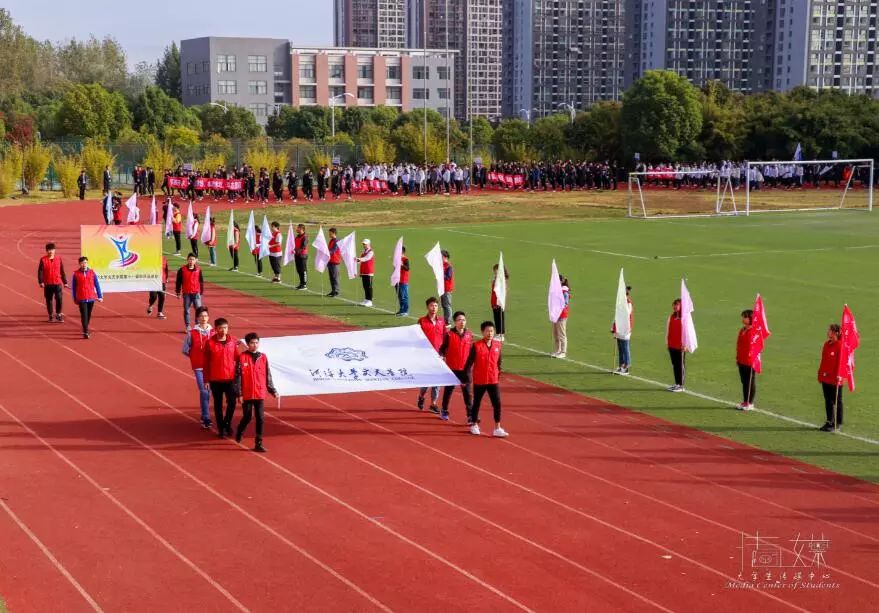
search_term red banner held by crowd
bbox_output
[166,176,246,191]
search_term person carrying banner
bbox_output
[269,221,283,283]
[37,242,68,323]
[440,311,473,422]
[327,227,341,297]
[171,203,183,255]
[441,250,454,325]
[147,256,169,320]
[203,317,239,438]
[234,332,277,453]
[294,224,308,290]
[396,246,410,316]
[71,256,103,339]
[182,306,213,429]
[205,217,218,266]
[666,299,685,392]
[175,253,204,333]
[417,297,446,413]
[466,321,508,437]
[551,276,570,358]
[818,324,846,432]
[356,238,374,307]
[229,221,240,271]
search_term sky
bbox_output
[6,0,334,68]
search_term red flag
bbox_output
[838,305,860,391]
[748,294,771,374]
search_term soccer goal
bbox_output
[745,159,874,215]
[627,168,741,218]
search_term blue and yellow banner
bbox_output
[80,225,163,293]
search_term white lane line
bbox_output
[441,229,653,260]
[0,496,104,612]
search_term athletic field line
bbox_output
[0,304,526,613]
[440,228,653,260]
[162,252,879,449]
[0,398,249,612]
[0,495,104,612]
[655,244,879,260]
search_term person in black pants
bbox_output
[818,324,845,431]
[235,333,277,453]
[666,299,685,392]
[440,311,473,422]
[465,321,508,437]
[293,223,308,290]
[203,318,239,437]
[326,227,340,297]
[491,263,508,341]
[147,256,169,320]
[735,309,757,410]
[77,170,87,200]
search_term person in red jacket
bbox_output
[395,246,410,316]
[818,323,846,432]
[439,310,473,422]
[175,253,204,332]
[203,317,239,437]
[417,297,446,413]
[204,217,218,266]
[147,256,169,320]
[736,309,756,411]
[181,306,213,428]
[356,238,374,306]
[326,227,341,297]
[37,242,68,323]
[229,221,240,272]
[70,256,103,339]
[171,203,183,255]
[293,223,308,290]
[465,321,507,437]
[234,332,278,453]
[440,250,454,325]
[666,299,685,392]
[252,226,263,275]
[268,221,283,283]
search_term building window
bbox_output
[357,86,374,101]
[186,62,193,75]
[299,85,317,100]
[412,88,430,100]
[329,63,345,80]
[438,88,450,99]
[386,86,402,102]
[329,85,347,99]
[413,66,430,80]
[249,80,268,95]
[202,60,209,73]
[299,63,316,80]
[217,54,236,72]
[248,55,267,72]
[357,64,374,79]
[437,66,450,80]
[386,65,402,80]
[248,103,269,117]
[218,80,237,95]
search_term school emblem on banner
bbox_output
[80,224,162,293]
[326,347,368,362]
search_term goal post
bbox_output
[627,169,740,218]
[745,159,874,215]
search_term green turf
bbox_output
[165,206,879,482]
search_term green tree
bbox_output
[529,114,571,159]
[196,103,261,139]
[492,118,532,161]
[132,86,200,137]
[464,116,494,148]
[164,125,200,159]
[568,102,622,161]
[56,83,131,139]
[0,9,54,97]
[697,81,745,161]
[368,105,399,130]
[359,124,396,162]
[339,107,369,135]
[154,42,181,100]
[55,36,128,91]
[265,105,298,140]
[621,70,702,161]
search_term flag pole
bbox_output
[833,383,841,431]
[611,336,617,372]
[747,368,754,407]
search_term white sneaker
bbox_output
[735,403,747,411]
[667,385,683,392]
[745,403,754,411]
[555,352,566,359]
[469,424,481,436]
[492,427,509,438]
[363,300,373,307]
[550,352,559,358]
[495,334,505,341]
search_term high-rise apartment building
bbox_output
[506,0,626,118]
[334,0,407,48]
[407,0,504,121]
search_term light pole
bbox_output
[557,102,576,124]
[329,92,356,142]
[518,109,532,125]
[210,101,228,113]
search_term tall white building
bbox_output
[505,0,626,119]
[334,0,407,48]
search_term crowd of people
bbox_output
[633,161,872,190]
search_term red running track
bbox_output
[0,200,878,612]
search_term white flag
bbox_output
[245,210,256,253]
[312,226,330,273]
[185,201,196,238]
[613,268,631,340]
[548,259,566,323]
[104,193,112,224]
[338,231,358,280]
[200,206,212,243]
[681,279,698,353]
[283,222,296,266]
[493,252,507,311]
[259,215,273,259]
[390,236,404,286]
[125,193,139,223]
[149,196,157,225]
[164,202,173,237]
[425,242,444,298]
[225,209,236,247]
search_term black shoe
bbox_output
[326,292,335,297]
[428,405,440,415]
[48,316,54,323]
[819,423,833,432]
[253,443,266,453]
[417,396,424,410]
[56,314,64,322]
[201,421,212,430]
[235,430,243,443]
[83,332,90,339]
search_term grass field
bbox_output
[157,190,879,483]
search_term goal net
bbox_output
[627,167,741,218]
[746,159,874,214]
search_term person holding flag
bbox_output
[125,193,139,224]
[312,226,331,294]
[547,264,570,359]
[111,191,123,225]
[188,212,200,258]
[326,227,341,297]
[251,226,263,275]
[611,271,633,375]
[146,256,169,320]
[736,295,770,411]
[294,224,309,290]
[356,238,374,307]
[818,306,859,431]
[666,299,685,391]
[282,222,296,275]
[203,216,217,266]
[391,238,409,316]
[228,221,240,272]
[149,196,158,225]
[441,250,454,325]
[491,257,508,342]
[267,221,283,283]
